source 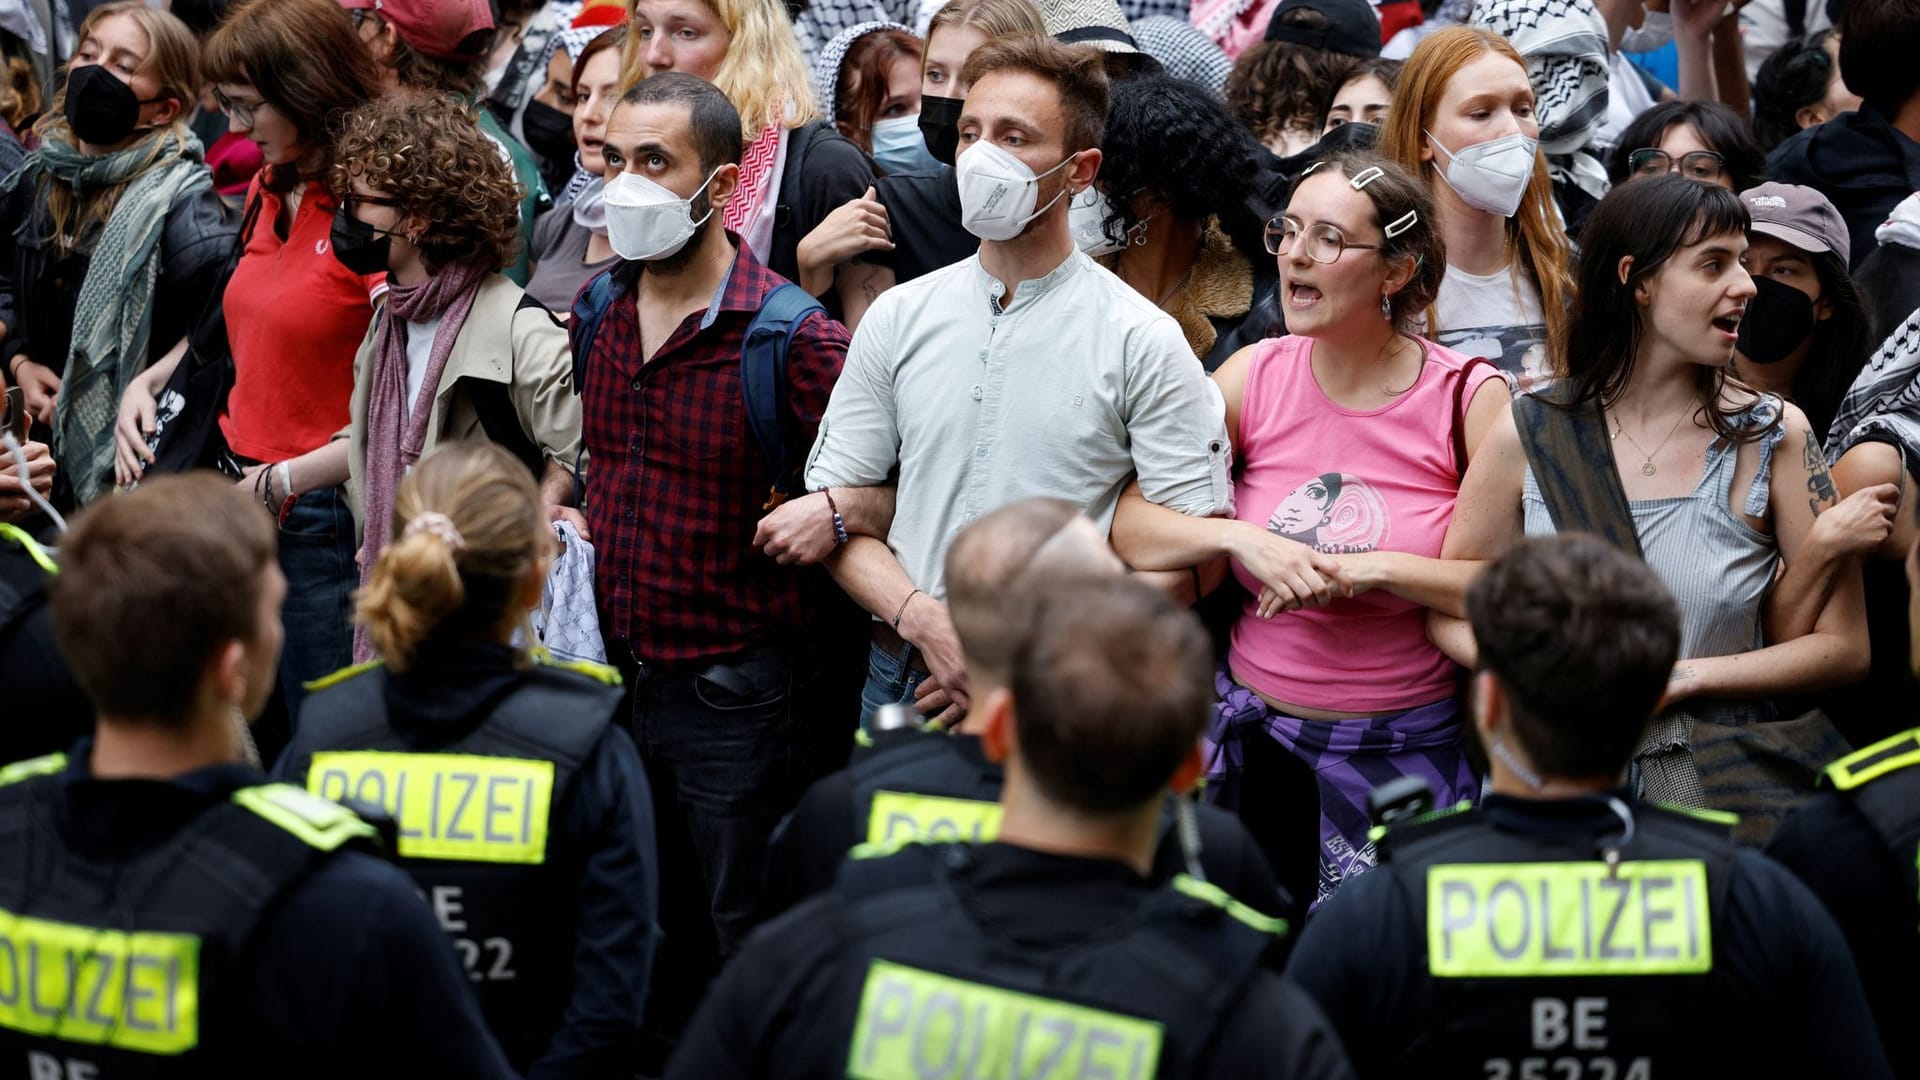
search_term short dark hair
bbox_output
[959,35,1109,154]
[50,474,278,723]
[1753,31,1842,153]
[1009,577,1212,814]
[1467,536,1681,780]
[1605,100,1767,193]
[617,72,745,174]
[1839,0,1920,112]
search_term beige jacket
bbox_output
[343,273,580,529]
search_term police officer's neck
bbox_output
[1487,766,1621,802]
[89,707,246,781]
[994,770,1160,878]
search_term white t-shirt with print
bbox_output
[1430,263,1552,394]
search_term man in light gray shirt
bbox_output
[757,34,1232,726]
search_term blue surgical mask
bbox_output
[871,113,941,176]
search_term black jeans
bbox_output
[614,642,827,1059]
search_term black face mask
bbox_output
[521,99,577,175]
[63,63,168,146]
[918,95,963,168]
[1736,274,1818,365]
[331,207,397,276]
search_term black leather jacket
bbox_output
[0,167,236,388]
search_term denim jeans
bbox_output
[858,638,930,732]
[616,643,825,1059]
[276,486,356,725]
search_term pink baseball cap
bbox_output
[339,0,495,61]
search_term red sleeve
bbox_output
[787,309,850,443]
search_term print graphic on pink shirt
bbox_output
[1267,472,1389,554]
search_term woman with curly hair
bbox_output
[1078,73,1281,370]
[1379,26,1574,394]
[1112,153,1509,909]
[327,91,583,662]
[623,0,885,326]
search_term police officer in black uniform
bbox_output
[672,575,1354,1079]
[0,473,516,1078]
[762,497,1288,920]
[277,442,657,1078]
[1766,530,1920,1076]
[0,432,88,763]
[1287,535,1892,1079]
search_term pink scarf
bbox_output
[724,116,784,238]
[352,259,487,661]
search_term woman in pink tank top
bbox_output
[1113,153,1509,909]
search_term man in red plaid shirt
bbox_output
[571,74,850,1051]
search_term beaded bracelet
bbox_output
[818,485,850,546]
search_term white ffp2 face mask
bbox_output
[1426,129,1539,218]
[603,167,719,261]
[1069,187,1151,256]
[955,140,1076,242]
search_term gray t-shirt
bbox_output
[525,199,618,312]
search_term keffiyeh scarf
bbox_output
[1472,0,1612,203]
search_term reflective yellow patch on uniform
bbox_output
[1427,861,1712,978]
[865,791,1004,846]
[1826,728,1920,791]
[847,960,1163,1080]
[0,906,199,1054]
[308,751,554,864]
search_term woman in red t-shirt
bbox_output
[115,0,384,721]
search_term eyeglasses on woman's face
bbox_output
[1264,215,1383,263]
[1628,147,1727,183]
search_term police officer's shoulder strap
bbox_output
[1648,801,1740,836]
[233,783,381,852]
[1373,800,1481,861]
[488,662,624,767]
[305,657,384,694]
[1168,873,1291,939]
[0,751,67,789]
[1824,727,1920,791]
[846,730,960,785]
[532,650,623,687]
[0,522,55,575]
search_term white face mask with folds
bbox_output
[603,167,720,261]
[1426,130,1539,218]
[955,140,1077,242]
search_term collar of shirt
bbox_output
[972,248,1088,313]
[52,737,268,858]
[950,842,1157,946]
[1479,790,1639,843]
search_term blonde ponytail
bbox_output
[353,441,551,672]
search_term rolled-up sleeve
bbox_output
[804,295,900,490]
[1123,318,1234,517]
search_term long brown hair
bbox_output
[32,2,199,255]
[202,0,383,190]
[1378,27,1572,361]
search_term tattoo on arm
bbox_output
[1670,664,1695,682]
[1803,428,1838,515]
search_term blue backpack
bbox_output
[569,269,825,510]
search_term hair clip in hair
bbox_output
[403,511,466,552]
[1347,165,1386,190]
[1384,209,1418,238]
[1301,160,1329,177]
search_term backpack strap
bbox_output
[460,292,559,479]
[1450,356,1499,481]
[742,282,827,510]
[568,267,629,394]
[1511,389,1645,559]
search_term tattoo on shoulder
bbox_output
[1803,427,1837,515]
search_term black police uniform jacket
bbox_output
[279,647,651,1076]
[672,840,1356,1079]
[1768,727,1920,1077]
[1286,794,1893,1079]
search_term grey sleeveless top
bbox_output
[1521,396,1786,801]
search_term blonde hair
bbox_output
[1378,26,1573,361]
[32,2,200,256]
[927,0,1047,42]
[356,442,553,673]
[618,0,816,138]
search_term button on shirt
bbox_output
[804,250,1233,599]
[578,241,849,663]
